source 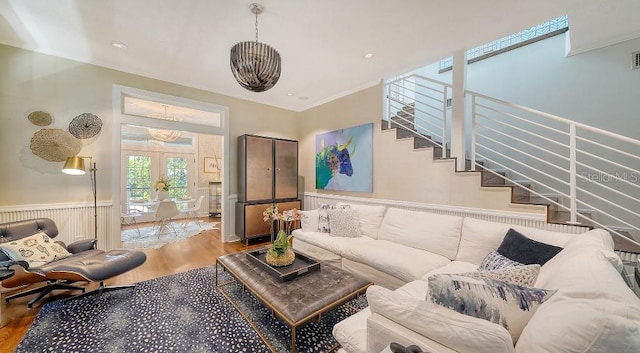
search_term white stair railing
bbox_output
[384,74,451,158]
[468,91,640,248]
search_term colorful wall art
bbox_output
[315,123,373,192]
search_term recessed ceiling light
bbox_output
[111,41,128,49]
[287,93,295,96]
[363,53,374,59]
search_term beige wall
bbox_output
[297,84,383,197]
[1,43,540,217]
[0,44,298,206]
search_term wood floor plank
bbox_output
[0,218,263,353]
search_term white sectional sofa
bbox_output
[291,202,640,353]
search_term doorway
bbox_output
[111,85,230,250]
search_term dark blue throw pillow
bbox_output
[497,228,563,266]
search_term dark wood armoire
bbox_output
[236,134,300,244]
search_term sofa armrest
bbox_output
[367,285,514,353]
[66,239,97,253]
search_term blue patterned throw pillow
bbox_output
[427,274,556,342]
[478,250,525,271]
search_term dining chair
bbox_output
[121,210,142,236]
[154,200,179,237]
[180,195,205,228]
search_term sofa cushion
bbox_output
[333,307,370,353]
[479,250,526,271]
[456,218,578,265]
[377,208,463,260]
[427,274,556,342]
[299,209,319,232]
[421,261,480,280]
[520,241,640,352]
[0,231,71,267]
[291,229,373,256]
[342,240,451,283]
[328,209,362,237]
[367,285,515,353]
[497,228,563,266]
[336,202,386,239]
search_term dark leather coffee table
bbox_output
[216,249,372,353]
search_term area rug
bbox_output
[16,265,367,353]
[121,222,218,249]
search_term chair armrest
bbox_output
[0,259,29,270]
[66,239,97,253]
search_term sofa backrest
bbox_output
[377,207,463,260]
[455,218,580,265]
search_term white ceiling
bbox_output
[2,0,639,112]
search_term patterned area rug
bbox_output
[121,222,218,249]
[16,265,367,353]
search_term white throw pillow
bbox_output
[317,204,335,233]
[458,264,541,287]
[299,209,320,232]
[367,285,515,353]
[336,202,386,239]
[427,274,556,342]
[0,232,71,267]
[328,209,361,237]
[478,250,525,271]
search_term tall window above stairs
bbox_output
[439,15,569,72]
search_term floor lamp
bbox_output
[62,156,98,248]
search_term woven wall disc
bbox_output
[27,111,53,126]
[69,113,103,139]
[29,128,82,162]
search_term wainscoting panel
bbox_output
[303,192,590,235]
[0,202,113,248]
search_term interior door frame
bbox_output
[111,85,231,248]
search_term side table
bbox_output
[0,268,16,327]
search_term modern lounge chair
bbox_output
[0,218,146,308]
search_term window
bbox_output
[439,15,569,72]
[126,155,152,202]
[166,157,189,199]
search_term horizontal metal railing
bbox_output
[468,91,640,248]
[384,74,640,249]
[384,74,451,158]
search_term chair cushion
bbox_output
[0,232,71,267]
[479,250,526,271]
[336,202,386,239]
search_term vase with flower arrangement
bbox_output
[154,175,170,200]
[262,205,301,267]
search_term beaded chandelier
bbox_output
[230,3,281,92]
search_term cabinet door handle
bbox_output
[276,168,281,171]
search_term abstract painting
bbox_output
[315,123,373,192]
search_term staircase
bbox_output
[384,74,640,255]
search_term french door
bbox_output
[122,150,194,213]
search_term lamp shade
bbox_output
[62,156,86,175]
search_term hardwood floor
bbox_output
[0,218,263,353]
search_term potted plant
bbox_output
[263,205,301,267]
